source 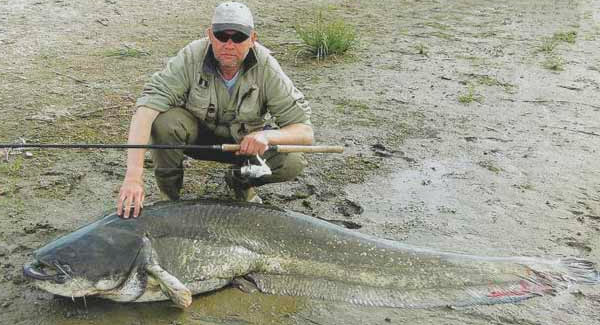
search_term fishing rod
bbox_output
[0,143,344,153]
[1,143,344,178]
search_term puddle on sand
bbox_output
[41,287,305,325]
[342,158,531,254]
[345,160,473,224]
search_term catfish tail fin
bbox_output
[451,258,599,308]
[560,258,600,285]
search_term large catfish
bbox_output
[24,200,599,309]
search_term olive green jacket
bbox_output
[136,38,311,142]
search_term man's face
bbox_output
[208,28,257,70]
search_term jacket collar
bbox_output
[202,45,258,76]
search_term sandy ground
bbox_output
[1,0,599,324]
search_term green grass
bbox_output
[536,37,558,53]
[415,43,429,56]
[478,160,502,173]
[457,55,493,67]
[104,46,151,58]
[428,31,455,40]
[0,196,26,217]
[295,10,357,59]
[334,98,378,126]
[474,75,516,93]
[535,30,575,71]
[536,31,577,54]
[321,156,381,185]
[553,31,577,44]
[0,157,24,176]
[336,98,370,111]
[423,22,450,30]
[477,75,500,86]
[513,183,534,191]
[543,55,565,71]
[458,84,483,104]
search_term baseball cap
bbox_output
[212,2,254,37]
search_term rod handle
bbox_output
[273,145,344,153]
[221,144,242,152]
[221,144,344,153]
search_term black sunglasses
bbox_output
[213,31,249,44]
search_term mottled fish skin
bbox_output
[25,200,600,308]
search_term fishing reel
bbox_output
[240,155,272,178]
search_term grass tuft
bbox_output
[536,31,577,54]
[334,98,378,126]
[458,84,483,104]
[415,43,429,56]
[104,46,151,58]
[536,37,558,53]
[474,75,516,93]
[478,160,502,173]
[295,10,357,60]
[0,157,24,176]
[542,55,565,71]
[553,30,577,44]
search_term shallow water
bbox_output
[38,288,304,325]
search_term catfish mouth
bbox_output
[23,259,72,284]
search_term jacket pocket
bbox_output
[186,77,216,122]
[237,84,261,122]
[230,84,265,141]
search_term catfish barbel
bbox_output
[23,200,599,308]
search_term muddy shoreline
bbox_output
[1,0,600,324]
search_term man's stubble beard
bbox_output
[218,59,242,70]
[217,50,250,71]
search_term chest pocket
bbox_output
[186,76,217,126]
[237,84,264,130]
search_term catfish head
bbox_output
[23,215,146,300]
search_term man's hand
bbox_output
[238,131,269,156]
[116,106,158,219]
[117,179,145,218]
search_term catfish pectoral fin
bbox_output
[140,236,192,308]
[145,263,192,308]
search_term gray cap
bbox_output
[212,2,254,37]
